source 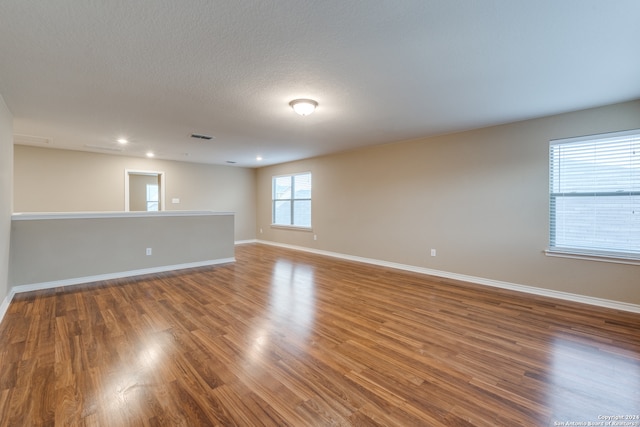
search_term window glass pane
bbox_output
[273,176,292,200]
[146,184,159,202]
[294,173,311,199]
[293,200,311,227]
[551,139,640,193]
[553,195,640,254]
[273,200,291,225]
[146,184,159,211]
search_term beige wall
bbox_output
[13,146,257,241]
[0,95,12,302]
[9,212,234,286]
[256,100,640,305]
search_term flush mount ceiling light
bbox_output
[117,138,128,144]
[289,99,318,116]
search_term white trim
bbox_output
[270,224,313,232]
[235,239,258,245]
[10,258,235,295]
[545,248,640,266]
[0,290,16,325]
[257,240,640,314]
[11,211,234,220]
[550,128,640,146]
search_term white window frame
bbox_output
[546,129,640,265]
[146,183,159,211]
[272,172,312,229]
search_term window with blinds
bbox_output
[272,172,312,228]
[549,129,640,260]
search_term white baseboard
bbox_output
[257,240,640,314]
[0,289,15,325]
[9,258,235,296]
[235,239,258,245]
[0,258,235,325]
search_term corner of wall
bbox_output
[0,93,14,323]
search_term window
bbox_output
[272,172,311,228]
[146,184,159,211]
[549,129,640,261]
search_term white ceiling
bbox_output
[1,1,639,167]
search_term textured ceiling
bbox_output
[1,1,639,167]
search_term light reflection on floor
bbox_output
[269,259,316,337]
[244,260,317,366]
[549,336,640,424]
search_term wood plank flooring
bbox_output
[0,243,639,426]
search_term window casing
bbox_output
[548,129,640,262]
[272,172,312,228]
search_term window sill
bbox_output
[270,224,313,232]
[545,248,640,266]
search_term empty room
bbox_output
[0,1,639,426]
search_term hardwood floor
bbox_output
[0,243,639,426]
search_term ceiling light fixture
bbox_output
[146,151,155,158]
[117,138,128,144]
[289,99,318,116]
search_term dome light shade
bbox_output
[289,99,318,116]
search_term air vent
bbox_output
[14,134,52,145]
[84,144,123,152]
[226,161,237,164]
[190,133,214,140]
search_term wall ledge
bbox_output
[12,211,234,220]
[256,240,640,314]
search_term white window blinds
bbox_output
[549,129,640,259]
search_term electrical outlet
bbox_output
[430,249,436,257]
[314,234,317,241]
[146,248,152,256]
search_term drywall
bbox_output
[13,146,257,241]
[9,211,234,287]
[256,100,640,305]
[0,95,12,306]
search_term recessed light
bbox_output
[256,156,263,161]
[146,152,155,158]
[117,138,128,144]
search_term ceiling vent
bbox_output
[14,134,52,145]
[190,133,214,140]
[84,144,123,152]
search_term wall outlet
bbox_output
[314,234,317,241]
[260,228,263,234]
[171,198,180,204]
[430,249,436,257]
[146,248,152,256]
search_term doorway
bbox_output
[124,169,165,212]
